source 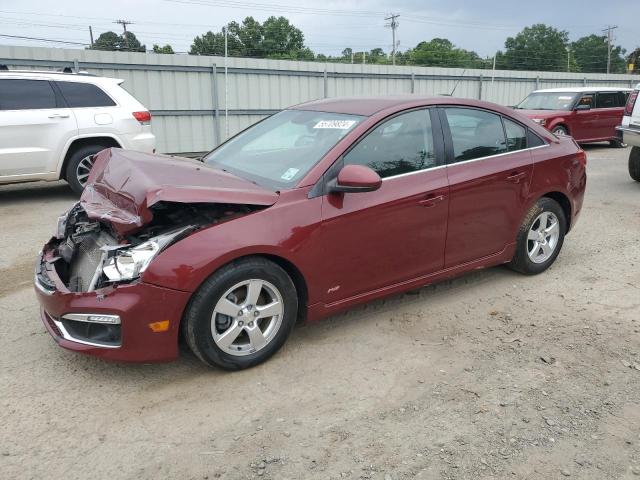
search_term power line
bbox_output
[0,33,87,46]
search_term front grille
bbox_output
[67,231,116,292]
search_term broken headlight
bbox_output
[102,228,190,282]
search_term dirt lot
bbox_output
[1,145,639,480]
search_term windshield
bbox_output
[516,92,579,111]
[203,110,365,189]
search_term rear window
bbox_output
[57,81,116,108]
[0,79,57,110]
[596,91,627,109]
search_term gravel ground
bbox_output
[1,145,639,480]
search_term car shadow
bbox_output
[0,181,76,204]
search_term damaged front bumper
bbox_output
[34,244,191,362]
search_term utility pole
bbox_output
[115,19,133,50]
[362,51,366,65]
[223,25,229,138]
[602,25,618,74]
[385,13,400,66]
[89,26,94,48]
[566,46,570,72]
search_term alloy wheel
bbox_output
[211,279,284,356]
[527,211,560,264]
[76,155,96,187]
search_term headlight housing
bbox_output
[102,228,189,282]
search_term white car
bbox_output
[0,69,155,194]
[618,83,640,181]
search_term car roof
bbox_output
[289,95,517,117]
[532,87,632,93]
[0,70,123,84]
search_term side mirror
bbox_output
[575,104,591,111]
[328,164,382,194]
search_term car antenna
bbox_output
[441,69,467,97]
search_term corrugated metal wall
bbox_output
[1,45,638,154]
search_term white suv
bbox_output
[0,69,155,194]
[619,83,640,182]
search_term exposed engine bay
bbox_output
[49,201,258,293]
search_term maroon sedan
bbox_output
[35,96,586,369]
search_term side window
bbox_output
[577,94,595,108]
[343,109,436,178]
[444,108,507,162]
[503,118,527,151]
[57,82,116,108]
[596,92,619,109]
[618,91,629,107]
[0,79,57,110]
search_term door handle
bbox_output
[419,194,445,207]
[506,171,526,183]
[48,113,70,119]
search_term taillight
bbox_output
[625,90,638,116]
[132,111,151,124]
[577,148,587,167]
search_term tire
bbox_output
[552,125,568,137]
[183,257,298,370]
[64,145,108,195]
[609,139,627,148]
[508,197,567,275]
[630,147,640,182]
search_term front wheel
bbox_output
[508,197,566,275]
[552,125,568,137]
[183,258,298,370]
[629,146,640,182]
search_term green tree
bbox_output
[91,30,145,52]
[572,34,626,73]
[190,16,311,59]
[152,44,174,54]
[499,24,570,71]
[407,38,483,68]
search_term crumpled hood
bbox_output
[80,148,279,236]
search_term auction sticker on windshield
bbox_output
[280,168,300,181]
[314,120,357,129]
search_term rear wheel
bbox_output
[183,257,298,370]
[508,197,566,275]
[630,146,640,182]
[64,144,108,195]
[609,139,627,148]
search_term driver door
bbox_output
[318,108,450,304]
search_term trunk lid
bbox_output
[81,148,279,236]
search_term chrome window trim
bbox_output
[381,144,549,181]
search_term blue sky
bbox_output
[0,0,637,57]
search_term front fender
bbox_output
[141,191,323,302]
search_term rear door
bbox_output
[319,108,450,303]
[440,107,534,268]
[0,78,77,177]
[594,91,626,139]
[55,80,118,139]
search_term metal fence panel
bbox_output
[1,45,638,154]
